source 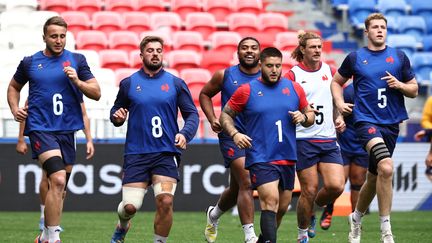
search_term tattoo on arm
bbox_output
[220,105,239,137]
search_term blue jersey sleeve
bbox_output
[396,50,415,82]
[110,78,131,127]
[174,77,199,142]
[73,53,95,82]
[13,56,32,85]
[338,52,357,79]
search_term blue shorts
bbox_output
[296,140,343,171]
[28,131,76,164]
[218,133,245,168]
[248,162,295,190]
[355,122,399,175]
[122,152,180,185]
[341,150,369,168]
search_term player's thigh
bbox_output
[319,162,345,189]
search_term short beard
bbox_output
[262,73,281,85]
[239,58,259,69]
[144,60,163,71]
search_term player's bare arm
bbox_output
[64,66,101,101]
[331,72,354,116]
[199,70,224,133]
[381,71,418,98]
[7,79,28,122]
[220,104,252,149]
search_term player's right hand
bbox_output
[210,119,222,133]
[16,140,28,155]
[336,102,354,116]
[13,106,28,122]
[112,108,128,123]
[233,132,252,149]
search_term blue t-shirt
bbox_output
[338,46,415,125]
[14,50,94,135]
[110,69,199,155]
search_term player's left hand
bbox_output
[414,130,426,141]
[381,71,402,90]
[175,133,187,150]
[64,66,79,84]
[86,140,94,159]
[16,140,28,155]
[288,110,304,124]
[334,116,346,133]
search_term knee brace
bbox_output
[153,182,177,197]
[350,184,362,191]
[42,156,65,177]
[370,142,391,164]
[117,187,147,219]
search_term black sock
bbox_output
[326,203,334,213]
[260,210,277,243]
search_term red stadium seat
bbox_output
[235,0,263,14]
[172,31,204,53]
[185,12,216,40]
[167,50,201,72]
[99,49,130,70]
[123,12,151,34]
[76,30,108,51]
[40,0,71,13]
[61,11,91,37]
[170,0,202,20]
[150,12,182,31]
[136,0,165,12]
[139,31,173,52]
[105,0,135,13]
[180,68,211,85]
[108,31,140,52]
[92,11,123,35]
[209,31,242,54]
[74,0,103,18]
[258,12,289,36]
[201,49,233,74]
[186,80,206,106]
[129,50,142,69]
[202,0,234,22]
[281,51,297,71]
[227,13,259,37]
[114,68,136,86]
[275,31,299,52]
[165,68,179,77]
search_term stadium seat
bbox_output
[386,34,418,58]
[92,11,123,35]
[108,31,140,52]
[74,0,103,18]
[74,49,101,68]
[258,13,289,36]
[410,0,432,19]
[348,0,376,28]
[136,0,165,12]
[99,49,130,70]
[123,12,151,34]
[281,51,297,72]
[61,11,92,37]
[186,80,206,106]
[92,67,116,88]
[180,68,211,85]
[167,50,201,72]
[0,32,10,50]
[114,68,136,86]
[150,12,182,31]
[0,12,33,31]
[10,31,45,53]
[139,31,173,52]
[274,31,299,52]
[235,0,263,15]
[227,13,259,37]
[65,31,76,50]
[185,12,217,40]
[422,35,432,52]
[424,17,432,35]
[6,0,37,12]
[172,31,205,53]
[76,30,108,51]
[31,11,59,30]
[202,0,234,22]
[165,68,180,77]
[397,16,427,42]
[40,0,70,13]
[201,49,233,74]
[385,16,399,35]
[412,52,432,81]
[209,31,242,54]
[377,0,407,17]
[105,0,135,13]
[170,0,202,20]
[129,50,142,69]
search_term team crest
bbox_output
[161,83,169,92]
[282,87,290,95]
[386,56,394,64]
[322,75,328,81]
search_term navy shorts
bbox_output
[248,162,295,190]
[218,133,245,168]
[355,122,399,175]
[296,140,343,171]
[28,131,76,164]
[122,152,180,185]
[341,150,369,168]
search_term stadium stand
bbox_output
[136,0,165,13]
[170,0,202,20]
[99,49,130,70]
[376,0,407,18]
[409,0,432,19]
[108,31,140,52]
[40,0,71,13]
[6,0,38,13]
[92,11,123,35]
[123,12,151,34]
[184,12,217,40]
[258,12,289,36]
[180,68,212,85]
[114,68,136,86]
[235,0,263,15]
[74,0,103,17]
[167,50,201,72]
[172,31,205,53]
[202,0,234,22]
[227,13,259,37]
[209,31,242,54]
[274,31,299,52]
[397,15,427,42]
[76,30,108,51]
[386,34,418,58]
[150,12,182,31]
[105,0,135,13]
[61,11,92,37]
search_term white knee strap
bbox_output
[153,182,177,197]
[122,186,147,210]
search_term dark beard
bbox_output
[262,72,281,85]
[144,60,162,71]
[239,58,259,69]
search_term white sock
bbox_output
[242,223,256,240]
[40,204,45,218]
[154,234,167,243]
[118,219,130,230]
[40,227,48,241]
[47,226,61,243]
[210,205,224,222]
[297,227,308,239]
[380,215,391,232]
[352,209,363,224]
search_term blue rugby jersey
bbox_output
[110,69,199,155]
[228,77,308,167]
[221,65,261,133]
[13,50,94,135]
[338,46,415,125]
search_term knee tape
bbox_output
[370,142,391,164]
[122,187,147,210]
[42,156,65,177]
[153,182,177,197]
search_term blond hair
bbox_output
[291,30,322,62]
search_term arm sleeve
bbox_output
[13,56,32,85]
[227,83,251,112]
[74,53,95,82]
[396,50,416,82]
[175,77,199,143]
[338,52,356,79]
[110,78,131,127]
[284,70,296,81]
[293,82,309,111]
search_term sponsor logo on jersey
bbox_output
[136,85,141,92]
[257,91,263,96]
[362,60,368,65]
[233,80,238,85]
[37,64,43,69]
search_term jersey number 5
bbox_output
[377,88,387,108]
